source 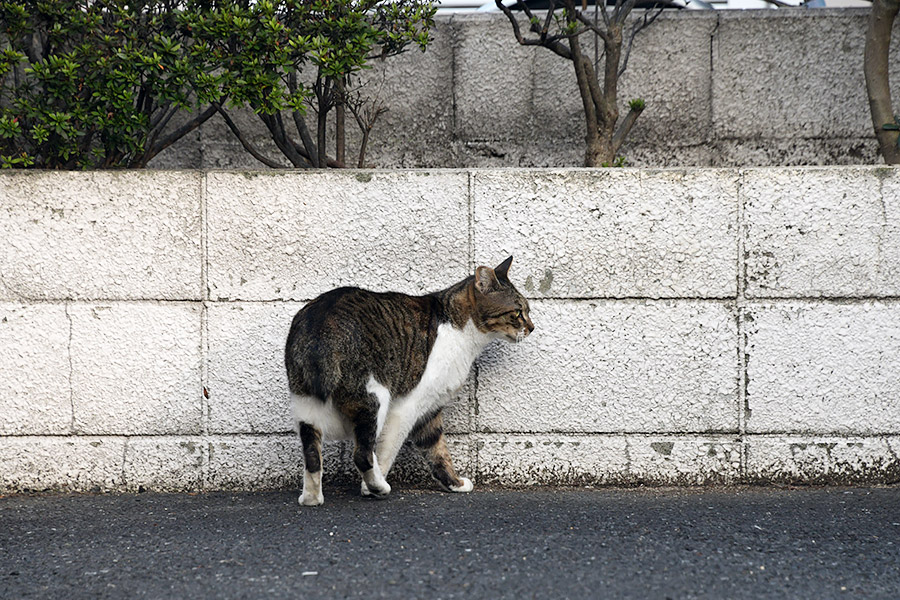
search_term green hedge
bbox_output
[0,0,433,169]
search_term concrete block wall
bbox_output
[151,9,900,170]
[2,167,900,493]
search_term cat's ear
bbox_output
[474,266,501,294]
[494,256,513,280]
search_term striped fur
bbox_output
[285,257,534,505]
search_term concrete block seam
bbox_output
[467,170,475,273]
[201,172,210,437]
[121,437,129,488]
[736,168,748,476]
[708,13,720,146]
[65,302,75,434]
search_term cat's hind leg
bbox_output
[411,410,473,493]
[298,422,325,506]
[338,389,391,498]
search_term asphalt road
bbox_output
[2,485,899,599]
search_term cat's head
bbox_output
[472,256,535,342]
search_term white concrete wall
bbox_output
[2,167,899,492]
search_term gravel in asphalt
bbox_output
[2,485,899,599]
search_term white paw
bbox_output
[361,478,391,498]
[449,477,474,493]
[299,491,324,506]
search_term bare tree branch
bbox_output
[138,104,217,167]
[613,0,626,23]
[520,1,579,46]
[312,73,338,168]
[541,1,557,41]
[616,0,639,25]
[287,71,319,166]
[497,0,658,166]
[494,0,573,60]
[611,102,643,153]
[290,138,346,168]
[291,109,319,167]
[215,105,285,169]
[269,110,312,167]
[619,6,665,77]
[567,25,601,139]
[350,99,387,168]
[599,0,611,27]
[149,104,178,134]
[576,12,612,44]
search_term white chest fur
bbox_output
[412,319,494,404]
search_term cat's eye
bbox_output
[514,309,523,319]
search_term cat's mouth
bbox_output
[506,329,530,343]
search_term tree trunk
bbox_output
[584,138,616,167]
[317,107,329,168]
[335,103,346,166]
[864,0,900,164]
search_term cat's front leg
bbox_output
[347,392,391,499]
[371,408,417,479]
[411,410,473,493]
[359,455,390,499]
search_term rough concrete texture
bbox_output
[69,303,202,435]
[123,437,206,492]
[475,434,629,486]
[745,302,900,435]
[473,169,738,298]
[746,436,900,485]
[147,10,897,169]
[712,137,879,168]
[4,168,900,492]
[0,435,474,493]
[0,437,125,492]
[709,9,899,166]
[625,435,742,485]
[452,15,534,145]
[0,304,71,435]
[206,301,304,434]
[475,435,741,486]
[206,171,470,301]
[714,11,872,141]
[0,171,201,301]
[476,300,738,433]
[744,167,900,297]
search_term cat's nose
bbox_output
[526,319,535,334]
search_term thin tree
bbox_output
[495,0,664,167]
[864,0,900,164]
[192,0,434,169]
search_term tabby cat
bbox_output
[285,256,534,506]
